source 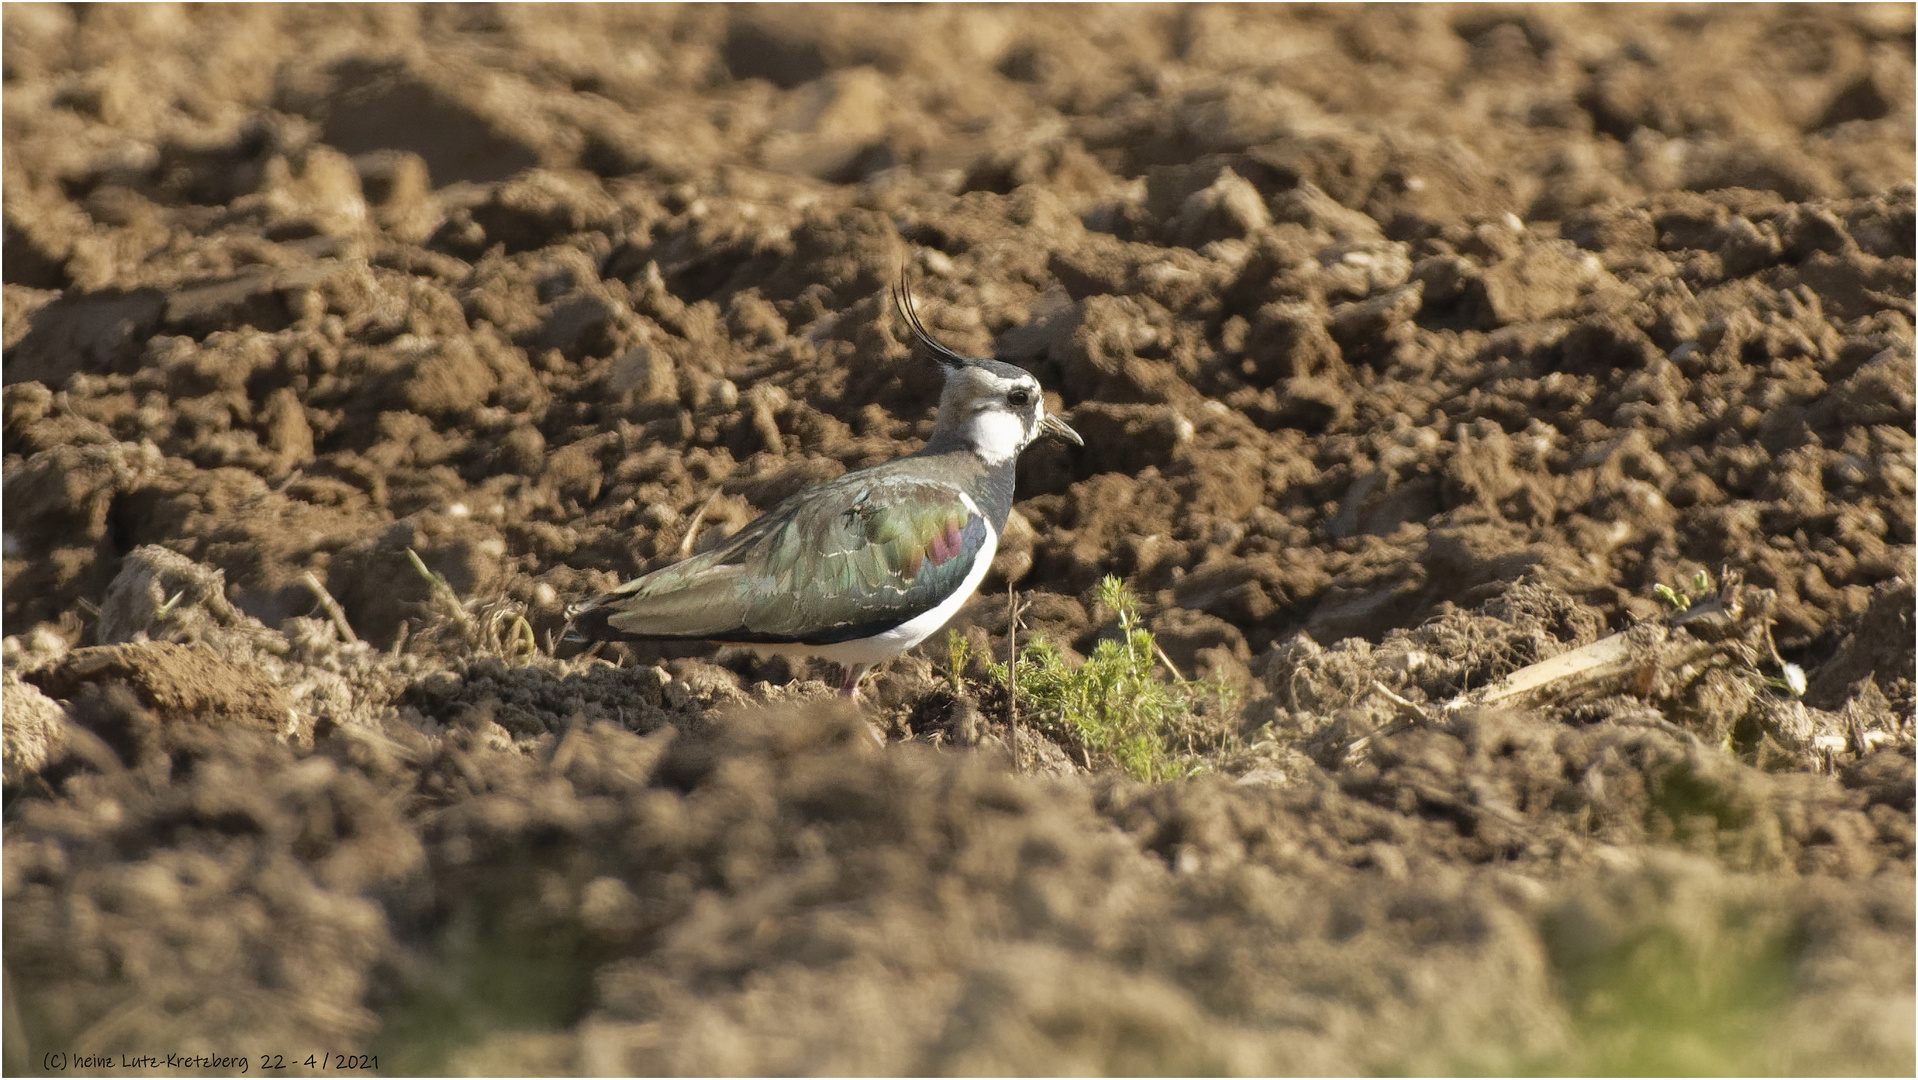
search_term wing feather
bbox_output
[571,468,992,646]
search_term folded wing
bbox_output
[570,473,992,646]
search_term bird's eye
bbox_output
[1007,389,1032,407]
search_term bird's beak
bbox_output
[1040,412,1083,446]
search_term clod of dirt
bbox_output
[2,669,69,787]
[26,643,290,763]
[1806,577,1916,714]
[4,724,421,1059]
[94,542,287,651]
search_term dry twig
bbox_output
[1152,642,1187,682]
[301,570,359,645]
[1371,679,1427,720]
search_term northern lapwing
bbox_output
[566,276,1082,698]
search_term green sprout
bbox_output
[1655,569,1716,613]
[408,547,472,628]
[1653,583,1690,612]
[154,589,186,623]
[944,629,973,696]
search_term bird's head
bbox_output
[893,277,1082,466]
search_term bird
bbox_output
[565,274,1083,699]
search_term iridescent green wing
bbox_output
[590,472,990,644]
[735,474,989,643]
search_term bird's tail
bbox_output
[561,595,620,643]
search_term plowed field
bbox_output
[4,5,1913,1075]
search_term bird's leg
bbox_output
[839,663,887,747]
[837,663,870,699]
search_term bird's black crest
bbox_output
[892,274,978,370]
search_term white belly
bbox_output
[751,522,999,667]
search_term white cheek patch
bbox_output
[969,409,1029,465]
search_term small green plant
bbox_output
[1654,569,1715,612]
[988,576,1238,782]
[1651,583,1689,612]
[153,589,186,623]
[944,629,973,696]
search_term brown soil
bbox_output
[4,4,1914,1076]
